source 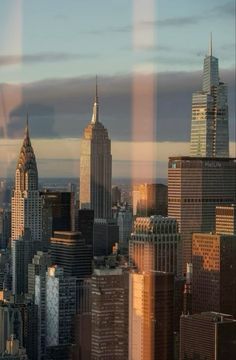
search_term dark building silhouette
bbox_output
[50,231,92,278]
[41,191,75,249]
[180,312,236,359]
[77,209,94,247]
[93,219,119,256]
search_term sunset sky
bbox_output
[0,0,235,179]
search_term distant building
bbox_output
[11,118,42,244]
[192,232,236,317]
[216,203,236,235]
[0,302,22,355]
[116,205,133,253]
[132,183,167,217]
[0,209,11,249]
[91,268,128,359]
[190,36,229,157]
[50,231,92,278]
[80,82,112,219]
[130,216,180,275]
[111,186,121,206]
[41,190,75,249]
[46,266,76,348]
[77,209,94,247]
[28,251,51,360]
[11,119,43,295]
[12,230,40,296]
[168,156,236,273]
[179,312,236,359]
[129,271,174,360]
[93,219,119,256]
[0,335,28,360]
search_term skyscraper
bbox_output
[190,36,229,157]
[179,312,236,359]
[192,232,236,317]
[216,204,236,235]
[91,268,128,360]
[80,81,112,219]
[11,118,42,296]
[129,271,174,360]
[168,156,236,273]
[11,117,42,244]
[129,216,180,274]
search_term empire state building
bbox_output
[80,82,112,219]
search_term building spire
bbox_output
[91,76,99,124]
[25,113,30,139]
[208,32,212,56]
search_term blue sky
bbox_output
[0,0,235,83]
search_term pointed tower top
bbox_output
[24,113,30,142]
[91,76,99,124]
[208,32,213,56]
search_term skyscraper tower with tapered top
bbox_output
[190,35,229,157]
[80,79,112,219]
[11,115,42,244]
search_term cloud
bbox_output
[0,70,235,143]
[212,1,235,16]
[0,52,97,67]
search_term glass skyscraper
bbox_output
[190,36,229,157]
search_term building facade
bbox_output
[216,204,236,235]
[11,119,42,244]
[129,216,180,275]
[179,312,236,359]
[91,268,128,360]
[168,156,236,273]
[129,271,174,360]
[80,84,112,219]
[192,232,236,317]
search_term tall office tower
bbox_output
[190,36,229,157]
[216,203,236,235]
[45,266,76,351]
[80,82,112,219]
[168,156,236,273]
[17,299,38,360]
[129,271,174,360]
[0,301,23,354]
[77,209,94,246]
[132,183,168,217]
[91,268,128,360]
[179,312,236,359]
[93,218,119,256]
[12,230,39,296]
[28,251,51,297]
[0,209,11,249]
[1,335,28,360]
[50,231,92,278]
[129,216,180,274]
[73,279,92,360]
[11,118,42,244]
[117,205,133,253]
[192,232,236,317]
[41,190,75,249]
